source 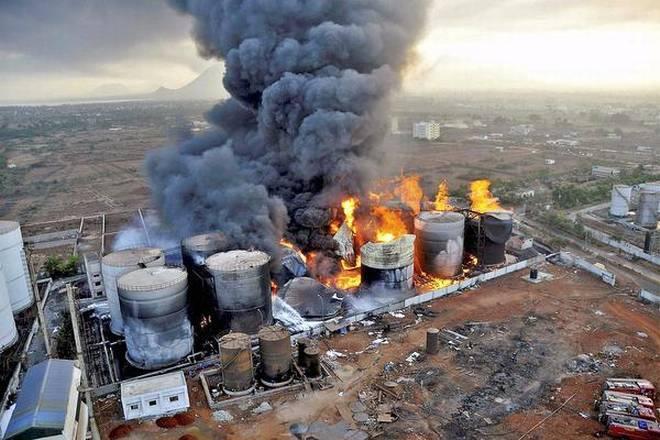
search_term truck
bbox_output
[604,379,657,400]
[599,401,657,424]
[606,415,660,440]
[597,391,657,410]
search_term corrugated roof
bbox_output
[4,359,78,439]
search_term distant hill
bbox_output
[149,65,226,101]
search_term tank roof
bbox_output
[257,325,290,341]
[181,232,228,251]
[102,248,163,267]
[218,332,251,349]
[361,234,415,269]
[0,221,20,235]
[117,267,187,291]
[416,211,465,224]
[206,250,271,272]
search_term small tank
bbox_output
[102,248,164,335]
[218,332,255,396]
[0,267,18,353]
[414,211,465,278]
[117,267,193,370]
[206,250,273,334]
[0,221,34,313]
[361,235,415,290]
[635,190,659,229]
[610,185,632,217]
[257,325,293,387]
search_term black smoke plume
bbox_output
[147,0,431,256]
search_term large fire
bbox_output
[304,177,500,291]
[469,179,503,213]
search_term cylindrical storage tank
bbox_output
[361,235,415,291]
[182,233,230,335]
[117,267,193,370]
[304,346,321,378]
[0,221,34,313]
[640,183,660,214]
[218,332,255,396]
[635,190,659,229]
[257,325,293,387]
[102,248,164,335]
[465,212,514,266]
[206,250,273,335]
[610,185,632,217]
[0,267,18,353]
[414,211,465,278]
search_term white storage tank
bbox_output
[101,248,165,335]
[0,266,19,353]
[609,185,632,217]
[639,183,660,214]
[0,221,34,313]
[117,267,193,370]
[415,211,465,278]
[635,190,659,229]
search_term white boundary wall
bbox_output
[583,226,659,266]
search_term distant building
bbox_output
[516,190,536,199]
[121,371,190,421]
[547,139,579,147]
[83,253,104,298]
[510,124,535,136]
[390,117,400,134]
[544,159,556,165]
[592,165,621,179]
[4,359,88,440]
[413,121,441,140]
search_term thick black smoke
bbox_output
[146,0,430,256]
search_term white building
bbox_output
[121,371,190,421]
[544,159,556,165]
[413,121,441,140]
[592,165,621,179]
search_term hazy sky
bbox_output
[1,0,659,102]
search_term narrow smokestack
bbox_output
[147,0,431,255]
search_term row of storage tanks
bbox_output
[0,221,35,355]
[610,183,660,228]
[101,235,273,370]
[100,209,513,371]
[360,210,513,290]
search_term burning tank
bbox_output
[464,212,514,266]
[279,277,342,319]
[206,250,273,335]
[181,232,230,338]
[414,211,465,278]
[360,234,415,290]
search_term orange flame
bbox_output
[469,180,502,213]
[434,180,453,211]
[341,197,358,233]
[270,280,279,296]
[332,270,361,290]
[396,175,424,215]
[371,206,408,243]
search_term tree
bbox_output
[44,255,80,278]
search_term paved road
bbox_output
[521,217,660,291]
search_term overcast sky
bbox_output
[1,0,659,102]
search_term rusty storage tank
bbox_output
[635,190,659,229]
[181,233,230,336]
[102,248,164,335]
[0,267,18,353]
[0,221,34,313]
[206,250,273,335]
[361,235,415,290]
[117,267,193,370]
[257,325,293,387]
[414,211,465,278]
[465,212,513,266]
[218,332,255,396]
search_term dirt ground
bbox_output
[97,262,659,440]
